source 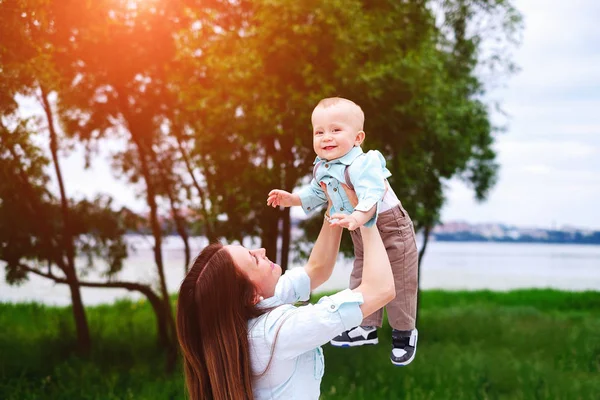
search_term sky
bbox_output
[440,0,600,229]
[18,0,600,230]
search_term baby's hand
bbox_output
[330,210,371,231]
[267,189,299,208]
[329,213,361,231]
[322,182,361,229]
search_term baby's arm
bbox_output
[296,178,328,213]
[267,189,302,208]
[330,205,379,231]
[267,179,328,211]
[345,208,376,230]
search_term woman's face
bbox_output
[226,245,282,300]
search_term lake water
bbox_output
[1,238,599,306]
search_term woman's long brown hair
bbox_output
[176,243,266,400]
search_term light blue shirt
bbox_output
[297,146,392,227]
[249,268,364,400]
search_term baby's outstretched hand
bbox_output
[329,213,361,231]
[267,189,298,208]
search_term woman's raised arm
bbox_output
[303,182,356,290]
[328,182,395,319]
[351,224,395,318]
[303,215,344,291]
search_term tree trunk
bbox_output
[134,142,178,372]
[260,209,280,263]
[116,89,178,372]
[279,147,295,271]
[168,197,191,274]
[41,86,91,356]
[63,268,91,355]
[418,224,431,270]
[174,131,216,242]
[416,224,431,327]
[18,263,172,353]
[180,219,191,273]
[154,154,191,274]
[280,207,291,271]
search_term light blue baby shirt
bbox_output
[297,146,392,227]
[249,267,364,400]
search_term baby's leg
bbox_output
[349,229,384,327]
[377,204,419,366]
[377,206,418,331]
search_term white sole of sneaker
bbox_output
[330,338,379,347]
[391,330,418,366]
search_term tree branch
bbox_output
[17,262,157,294]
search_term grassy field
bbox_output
[1,289,599,399]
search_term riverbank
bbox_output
[3,241,600,306]
[1,289,599,399]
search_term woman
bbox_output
[176,185,395,399]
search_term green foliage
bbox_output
[1,290,599,399]
[0,0,47,113]
[183,0,523,258]
[1,0,523,264]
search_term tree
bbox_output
[175,0,521,273]
[0,113,179,365]
[45,0,195,366]
[176,0,374,268]
[1,119,124,355]
[47,0,251,365]
[1,0,93,354]
[287,0,520,261]
[0,1,198,366]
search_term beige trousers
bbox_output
[349,203,419,330]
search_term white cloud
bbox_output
[440,0,600,229]
[521,164,551,175]
[557,124,600,136]
[496,138,600,169]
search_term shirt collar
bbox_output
[313,146,364,166]
[257,295,283,309]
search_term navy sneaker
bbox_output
[390,328,418,366]
[330,326,378,347]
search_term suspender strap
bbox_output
[316,153,366,190]
[343,152,366,190]
[344,165,354,190]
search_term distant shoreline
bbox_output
[123,233,600,247]
[432,233,600,245]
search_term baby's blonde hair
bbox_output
[314,97,365,131]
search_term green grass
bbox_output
[1,289,599,399]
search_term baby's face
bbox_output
[311,103,363,161]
